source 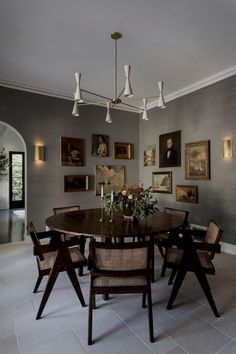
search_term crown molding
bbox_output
[147,65,236,110]
[0,78,140,114]
[1,64,236,114]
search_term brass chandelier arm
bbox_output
[72,32,165,120]
[81,88,143,112]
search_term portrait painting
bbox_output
[185,140,210,179]
[61,137,84,166]
[144,144,156,166]
[95,165,125,196]
[176,185,198,203]
[159,130,181,168]
[92,134,109,157]
[152,171,172,193]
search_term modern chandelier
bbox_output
[72,32,166,122]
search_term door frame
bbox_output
[9,151,25,209]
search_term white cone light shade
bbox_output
[142,98,149,120]
[124,65,133,97]
[157,81,166,108]
[105,102,112,123]
[74,72,83,102]
[72,102,79,116]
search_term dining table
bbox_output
[38,208,184,317]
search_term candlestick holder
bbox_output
[109,203,113,223]
[100,196,104,222]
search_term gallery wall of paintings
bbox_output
[143,128,210,204]
[61,135,135,195]
[138,75,236,247]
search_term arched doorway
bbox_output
[0,121,27,243]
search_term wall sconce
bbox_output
[34,145,46,161]
[222,138,233,159]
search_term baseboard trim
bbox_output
[221,241,236,256]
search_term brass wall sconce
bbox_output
[222,138,233,159]
[34,145,46,161]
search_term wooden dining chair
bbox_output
[154,207,189,258]
[151,207,189,281]
[87,240,154,345]
[53,205,87,275]
[164,220,223,317]
[27,221,86,319]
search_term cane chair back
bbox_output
[88,240,154,344]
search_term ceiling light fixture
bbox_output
[72,32,166,122]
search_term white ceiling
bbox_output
[1,0,236,109]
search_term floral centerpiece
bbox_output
[104,184,159,219]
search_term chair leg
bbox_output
[194,271,220,317]
[142,293,146,308]
[36,260,62,319]
[88,291,94,345]
[33,275,43,293]
[151,243,155,283]
[157,242,165,258]
[161,259,167,277]
[147,289,154,342]
[167,270,187,310]
[63,248,86,307]
[78,236,86,276]
[168,269,177,285]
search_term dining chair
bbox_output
[154,207,189,257]
[53,205,87,275]
[27,221,86,319]
[164,220,223,317]
[151,207,189,281]
[87,239,154,345]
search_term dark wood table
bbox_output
[39,209,184,315]
[46,208,183,239]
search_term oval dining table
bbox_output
[36,209,184,319]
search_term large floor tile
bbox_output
[217,339,236,354]
[22,330,86,354]
[0,335,19,354]
[162,313,231,354]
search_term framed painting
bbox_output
[61,137,84,166]
[159,130,181,167]
[152,171,172,193]
[92,134,109,157]
[64,175,89,192]
[95,165,125,196]
[185,140,210,179]
[176,185,198,203]
[144,144,156,166]
[113,142,132,159]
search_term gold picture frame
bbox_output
[61,137,84,166]
[64,175,89,192]
[152,171,172,194]
[113,142,132,159]
[176,185,198,203]
[185,140,210,180]
[95,165,125,195]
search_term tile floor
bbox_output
[0,241,236,354]
[0,209,25,244]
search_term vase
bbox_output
[123,203,134,220]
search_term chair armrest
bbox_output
[37,230,60,240]
[33,243,60,256]
[193,241,221,254]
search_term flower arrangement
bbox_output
[104,184,159,219]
